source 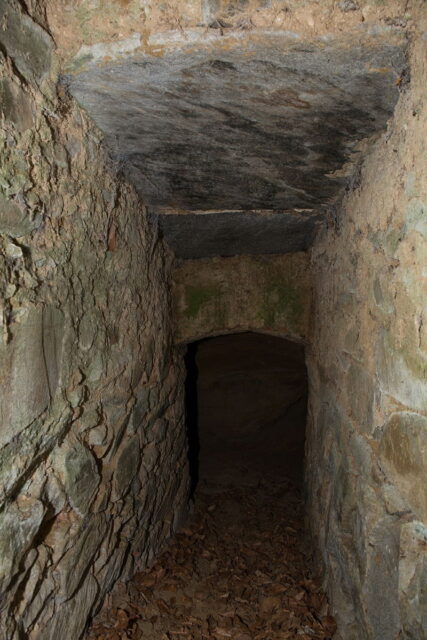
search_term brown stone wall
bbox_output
[41,0,414,67]
[0,3,189,639]
[306,22,427,640]
[173,253,312,344]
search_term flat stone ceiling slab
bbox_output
[154,209,323,259]
[68,28,407,256]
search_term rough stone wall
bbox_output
[0,3,189,639]
[172,253,312,344]
[306,21,427,640]
[40,0,414,67]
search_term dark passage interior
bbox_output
[185,332,308,490]
[88,334,338,640]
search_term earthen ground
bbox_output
[87,478,336,640]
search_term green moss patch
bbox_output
[184,285,220,320]
[262,278,304,327]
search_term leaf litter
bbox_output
[87,478,336,640]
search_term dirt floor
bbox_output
[87,478,336,640]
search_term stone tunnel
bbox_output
[0,1,426,639]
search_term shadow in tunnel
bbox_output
[184,332,308,492]
[184,341,200,497]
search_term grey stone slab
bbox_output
[0,497,45,595]
[0,305,65,449]
[39,573,99,640]
[1,307,50,448]
[0,1,53,85]
[68,30,406,212]
[112,437,141,500]
[64,442,100,515]
[399,521,427,640]
[0,193,41,237]
[365,518,401,639]
[0,77,34,132]
[156,210,321,258]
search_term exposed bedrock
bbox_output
[0,1,425,639]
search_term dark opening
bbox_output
[184,341,200,496]
[184,331,308,491]
[89,332,338,639]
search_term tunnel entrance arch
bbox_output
[184,331,308,494]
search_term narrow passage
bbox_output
[88,480,336,640]
[87,334,336,640]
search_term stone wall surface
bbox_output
[0,2,189,638]
[306,18,427,640]
[38,0,415,66]
[2,1,427,639]
[172,253,312,344]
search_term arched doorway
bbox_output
[185,331,308,492]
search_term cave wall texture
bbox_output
[306,22,427,640]
[0,1,426,639]
[173,253,312,344]
[0,3,189,638]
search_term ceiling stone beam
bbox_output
[67,27,407,258]
[153,209,324,259]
